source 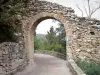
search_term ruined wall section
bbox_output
[0,0,99,74]
[0,42,28,75]
[68,17,100,62]
[27,1,74,17]
[24,0,100,62]
[21,0,75,63]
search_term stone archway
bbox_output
[21,0,78,66]
[0,0,100,75]
[23,12,74,64]
[22,1,100,74]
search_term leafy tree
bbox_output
[45,26,61,51]
[45,26,66,54]
[37,35,48,50]
[0,25,16,43]
[0,0,29,26]
[46,26,57,44]
[0,0,30,42]
[56,23,66,55]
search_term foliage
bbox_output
[0,0,29,26]
[35,34,47,50]
[46,26,57,44]
[45,43,62,51]
[34,36,39,50]
[0,25,16,43]
[0,0,29,42]
[76,60,100,75]
[34,25,66,55]
[45,26,62,52]
[56,23,66,55]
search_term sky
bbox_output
[36,0,100,34]
[36,19,59,34]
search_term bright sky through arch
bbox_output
[36,19,60,34]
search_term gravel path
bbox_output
[16,53,72,75]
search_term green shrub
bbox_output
[34,36,39,50]
[76,60,100,75]
[0,25,16,43]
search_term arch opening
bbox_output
[30,17,67,59]
[25,12,71,63]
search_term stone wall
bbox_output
[27,0,74,17]
[22,0,75,63]
[22,0,100,62]
[67,18,100,62]
[0,42,27,75]
[0,0,100,74]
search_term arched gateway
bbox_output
[22,1,75,64]
[0,0,100,75]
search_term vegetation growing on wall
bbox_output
[0,0,28,26]
[0,0,27,43]
[0,25,15,43]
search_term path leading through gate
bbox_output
[16,53,72,75]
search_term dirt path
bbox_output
[16,53,72,75]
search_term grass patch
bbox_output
[76,60,100,75]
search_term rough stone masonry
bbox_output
[0,0,100,74]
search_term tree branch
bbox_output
[76,4,83,17]
[90,5,100,17]
[87,0,91,18]
[83,5,89,17]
